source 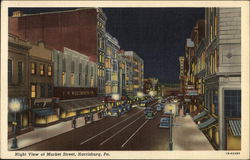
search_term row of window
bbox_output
[205,89,241,118]
[8,59,23,83]
[31,62,52,77]
[31,83,53,98]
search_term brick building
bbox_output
[9,8,107,96]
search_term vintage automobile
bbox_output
[145,111,155,120]
[159,117,170,128]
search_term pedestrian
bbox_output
[72,117,76,128]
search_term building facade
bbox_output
[104,33,120,97]
[204,8,241,150]
[9,8,107,96]
[183,8,241,150]
[29,41,56,127]
[52,47,103,124]
[8,34,32,137]
[123,51,144,96]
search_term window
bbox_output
[224,90,241,118]
[8,59,13,83]
[85,65,88,86]
[48,65,52,77]
[31,84,36,98]
[213,90,218,115]
[48,84,52,98]
[79,73,81,86]
[62,72,66,86]
[31,62,36,75]
[70,73,75,86]
[18,61,23,83]
[90,76,94,87]
[71,61,75,73]
[40,64,45,76]
[40,83,46,98]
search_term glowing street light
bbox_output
[9,98,21,149]
[149,90,156,97]
[137,91,144,98]
[112,94,120,117]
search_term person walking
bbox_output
[72,117,76,128]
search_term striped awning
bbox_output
[33,108,55,116]
[228,120,241,136]
[193,111,208,121]
[198,117,216,129]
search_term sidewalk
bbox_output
[172,114,214,150]
[8,115,100,150]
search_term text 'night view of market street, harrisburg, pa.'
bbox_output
[7,7,241,151]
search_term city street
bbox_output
[21,105,170,150]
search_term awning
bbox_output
[33,108,55,116]
[59,98,104,112]
[193,111,208,121]
[198,117,216,129]
[228,120,241,136]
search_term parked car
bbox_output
[156,105,162,111]
[145,111,155,120]
[110,108,119,117]
[144,107,153,114]
[159,117,170,128]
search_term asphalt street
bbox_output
[21,104,170,150]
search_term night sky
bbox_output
[9,8,205,84]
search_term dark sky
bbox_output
[9,8,205,84]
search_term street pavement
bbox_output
[11,101,213,151]
[21,105,170,150]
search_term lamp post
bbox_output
[9,99,21,149]
[112,94,120,117]
[169,109,173,151]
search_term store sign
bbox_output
[185,90,198,96]
[54,87,98,100]
[34,98,52,103]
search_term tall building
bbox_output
[104,33,120,96]
[8,34,32,137]
[123,51,144,96]
[9,8,107,96]
[203,8,241,150]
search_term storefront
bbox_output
[226,119,241,150]
[8,97,31,137]
[58,97,104,122]
[33,107,59,127]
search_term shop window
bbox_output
[40,64,45,76]
[224,90,241,118]
[40,83,46,98]
[31,84,36,98]
[8,59,13,83]
[31,62,36,75]
[48,65,52,77]
[17,61,23,83]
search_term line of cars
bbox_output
[107,104,132,117]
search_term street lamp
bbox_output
[149,90,155,97]
[137,91,144,99]
[112,94,120,117]
[9,98,21,149]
